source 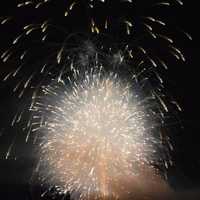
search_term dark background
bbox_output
[0,0,199,199]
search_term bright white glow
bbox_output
[35,70,158,199]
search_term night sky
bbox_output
[0,0,200,199]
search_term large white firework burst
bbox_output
[34,66,160,199]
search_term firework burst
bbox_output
[0,0,191,199]
[33,65,165,199]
